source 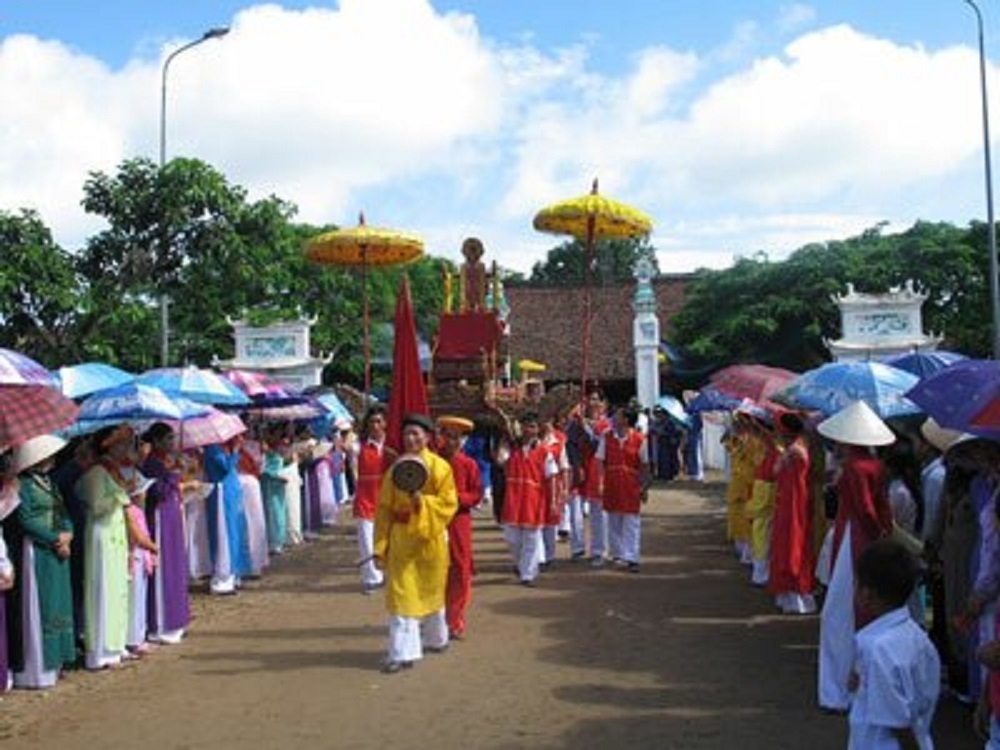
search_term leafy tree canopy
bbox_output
[527,235,660,285]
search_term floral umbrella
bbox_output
[533,179,653,391]
[305,212,424,396]
[776,361,921,419]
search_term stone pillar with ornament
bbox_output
[632,259,661,409]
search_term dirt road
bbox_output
[0,478,979,749]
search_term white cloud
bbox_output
[0,3,994,277]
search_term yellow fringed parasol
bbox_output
[532,178,653,391]
[305,213,425,395]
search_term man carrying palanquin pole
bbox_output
[435,415,481,641]
[373,414,458,674]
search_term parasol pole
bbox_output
[362,245,371,399]
[581,214,595,397]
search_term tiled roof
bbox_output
[505,275,690,382]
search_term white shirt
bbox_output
[920,457,947,545]
[595,429,649,465]
[848,606,940,750]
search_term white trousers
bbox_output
[239,475,269,575]
[127,552,148,648]
[567,493,586,555]
[588,500,608,558]
[13,542,58,689]
[210,485,236,595]
[818,521,855,710]
[607,512,641,563]
[356,519,383,588]
[185,496,212,580]
[387,609,448,663]
[504,525,542,582]
[541,526,557,564]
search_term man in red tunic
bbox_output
[565,388,611,565]
[436,416,481,640]
[767,411,817,615]
[539,417,570,568]
[598,405,650,572]
[501,412,557,586]
[352,405,396,594]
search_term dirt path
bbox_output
[0,478,979,749]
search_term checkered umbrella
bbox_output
[0,348,53,386]
[0,385,80,449]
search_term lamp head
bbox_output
[202,27,230,41]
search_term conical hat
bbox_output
[817,401,895,447]
[12,434,68,474]
[919,417,964,454]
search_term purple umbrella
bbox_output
[883,350,967,379]
[0,348,53,386]
[906,359,1000,435]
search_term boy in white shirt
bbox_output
[848,539,940,749]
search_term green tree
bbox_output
[0,209,82,364]
[528,235,660,285]
[670,221,991,372]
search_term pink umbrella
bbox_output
[177,408,247,448]
[222,369,272,398]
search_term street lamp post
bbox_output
[157,26,229,366]
[965,0,1000,359]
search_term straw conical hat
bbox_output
[817,401,895,447]
[920,417,964,454]
[12,434,67,474]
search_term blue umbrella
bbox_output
[777,361,921,419]
[137,366,250,406]
[686,385,742,414]
[905,359,1000,435]
[56,362,134,399]
[308,392,356,436]
[655,395,691,428]
[883,350,967,379]
[78,383,191,423]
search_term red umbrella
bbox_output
[709,364,797,404]
[0,385,80,449]
[386,276,429,453]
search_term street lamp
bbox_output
[157,26,229,365]
[964,0,1000,359]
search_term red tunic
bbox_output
[353,440,393,521]
[832,447,892,564]
[542,430,567,526]
[446,451,481,637]
[501,443,550,528]
[602,429,646,515]
[767,441,815,595]
[574,417,610,501]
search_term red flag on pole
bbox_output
[386,275,429,453]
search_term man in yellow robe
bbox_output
[374,414,458,674]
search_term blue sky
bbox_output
[1,1,998,273]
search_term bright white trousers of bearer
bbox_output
[387,610,448,663]
[504,525,542,582]
[607,512,641,563]
[356,519,383,588]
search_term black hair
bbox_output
[360,403,388,438]
[142,422,175,444]
[855,539,918,609]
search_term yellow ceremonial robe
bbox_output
[374,448,458,619]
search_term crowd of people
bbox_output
[721,396,1000,747]
[0,414,357,691]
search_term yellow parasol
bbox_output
[517,358,547,373]
[305,213,424,395]
[532,178,652,391]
